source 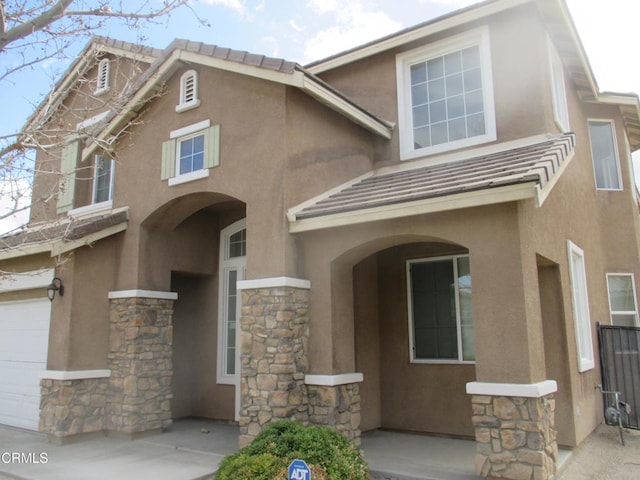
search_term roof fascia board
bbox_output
[52,221,128,256]
[307,0,530,74]
[552,0,599,98]
[536,149,575,206]
[177,50,304,87]
[0,242,53,261]
[289,183,536,233]
[96,44,158,64]
[301,77,393,139]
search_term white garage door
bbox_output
[0,298,51,430]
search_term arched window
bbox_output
[176,70,200,112]
[95,58,110,94]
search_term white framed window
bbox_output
[396,27,496,160]
[588,119,622,190]
[548,37,570,132]
[93,155,114,204]
[606,273,639,327]
[217,219,246,385]
[95,58,110,95]
[567,241,594,372]
[176,70,200,112]
[161,120,220,185]
[407,255,474,363]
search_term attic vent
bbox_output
[95,58,110,94]
[176,70,201,112]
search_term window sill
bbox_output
[217,376,236,386]
[168,168,209,186]
[410,359,476,365]
[176,100,201,113]
[94,87,109,96]
[401,132,497,162]
[68,200,113,219]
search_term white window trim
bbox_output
[93,155,114,204]
[548,37,570,132]
[396,26,496,161]
[567,241,594,372]
[95,58,110,95]
[170,119,211,139]
[168,166,210,186]
[68,200,113,218]
[606,273,639,327]
[406,254,474,365]
[169,120,210,184]
[588,118,623,191]
[176,70,201,113]
[217,218,246,386]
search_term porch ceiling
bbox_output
[288,133,575,233]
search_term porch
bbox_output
[0,419,496,480]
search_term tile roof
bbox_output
[0,209,128,257]
[289,133,575,227]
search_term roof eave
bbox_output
[86,49,392,160]
[22,38,158,135]
[289,183,537,233]
[305,0,530,74]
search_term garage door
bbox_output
[0,298,51,430]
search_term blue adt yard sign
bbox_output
[288,459,311,480]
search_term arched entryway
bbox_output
[353,241,476,438]
[141,192,246,424]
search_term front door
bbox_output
[218,219,246,420]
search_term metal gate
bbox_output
[597,324,640,429]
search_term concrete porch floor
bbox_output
[0,419,573,480]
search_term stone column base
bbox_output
[306,380,362,446]
[469,382,558,480]
[39,375,109,441]
[238,278,311,448]
[107,292,175,435]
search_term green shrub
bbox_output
[216,420,370,480]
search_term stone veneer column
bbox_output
[107,290,177,436]
[467,381,558,480]
[305,373,363,446]
[39,370,111,443]
[237,277,310,447]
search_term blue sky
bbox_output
[0,0,639,231]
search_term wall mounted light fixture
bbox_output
[47,277,64,301]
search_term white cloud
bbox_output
[201,0,246,15]
[307,0,341,15]
[289,19,304,33]
[303,2,402,62]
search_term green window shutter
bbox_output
[56,141,79,214]
[203,125,220,169]
[161,138,176,180]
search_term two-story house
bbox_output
[1,1,639,479]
